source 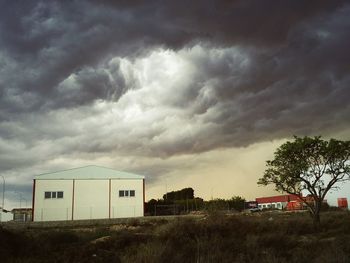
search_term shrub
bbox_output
[2,211,350,262]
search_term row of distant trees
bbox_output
[145,187,246,216]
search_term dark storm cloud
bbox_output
[0,0,347,115]
[0,1,148,116]
[0,0,350,196]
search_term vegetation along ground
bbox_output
[1,211,350,263]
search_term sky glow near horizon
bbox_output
[0,1,350,209]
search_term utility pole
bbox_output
[186,197,189,213]
[0,175,5,222]
[165,180,168,201]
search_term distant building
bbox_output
[245,201,258,209]
[256,194,301,210]
[12,208,32,222]
[256,194,331,211]
[32,165,145,222]
[337,198,348,209]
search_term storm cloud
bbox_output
[1,0,350,205]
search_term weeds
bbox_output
[1,211,350,262]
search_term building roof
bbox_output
[256,194,301,204]
[34,165,145,180]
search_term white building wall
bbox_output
[34,178,144,221]
[110,179,144,218]
[258,202,287,210]
[34,180,73,221]
[73,179,109,220]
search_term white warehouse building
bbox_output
[32,166,145,222]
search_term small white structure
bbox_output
[33,166,145,222]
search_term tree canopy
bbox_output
[163,187,194,201]
[258,136,350,225]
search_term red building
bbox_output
[256,194,302,210]
[338,198,348,209]
[256,194,331,211]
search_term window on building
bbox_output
[44,191,64,199]
[119,190,136,197]
[44,192,51,199]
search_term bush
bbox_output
[2,212,350,262]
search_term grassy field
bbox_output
[1,211,350,263]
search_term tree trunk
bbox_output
[312,201,321,230]
[313,212,320,228]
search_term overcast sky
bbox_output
[1,0,350,208]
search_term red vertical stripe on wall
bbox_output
[32,179,36,221]
[71,179,75,220]
[143,179,145,216]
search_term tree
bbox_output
[258,136,350,227]
[228,196,246,212]
[163,188,194,201]
[205,196,246,212]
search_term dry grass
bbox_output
[1,211,350,262]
